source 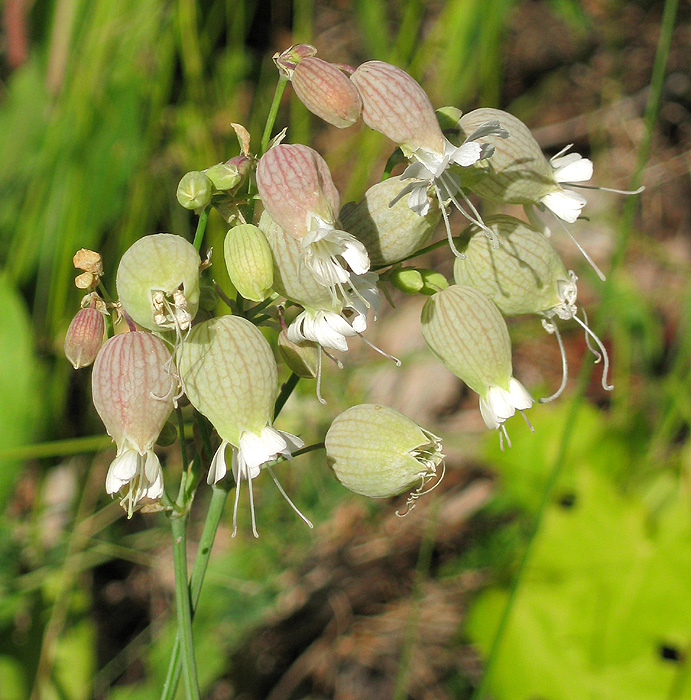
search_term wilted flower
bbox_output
[453,215,612,402]
[73,248,104,290]
[91,331,175,516]
[325,403,444,514]
[457,108,643,279]
[223,223,274,302]
[421,284,533,448]
[256,143,370,296]
[350,61,507,256]
[177,315,309,536]
[339,176,441,266]
[117,233,201,334]
[274,45,362,128]
[64,305,106,369]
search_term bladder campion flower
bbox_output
[91,331,175,517]
[325,403,444,514]
[256,143,370,297]
[453,215,612,401]
[421,285,533,448]
[116,233,201,334]
[177,315,309,537]
[64,301,106,369]
[350,60,507,256]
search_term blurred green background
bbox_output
[1,0,690,698]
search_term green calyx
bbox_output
[176,171,213,210]
[388,267,449,296]
[421,285,513,395]
[325,403,443,499]
[224,223,274,303]
[277,330,319,378]
[453,215,574,317]
[177,315,278,446]
[339,177,440,266]
[116,234,201,332]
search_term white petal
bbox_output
[478,394,500,430]
[551,153,593,183]
[508,377,534,411]
[236,425,304,482]
[451,141,484,167]
[207,441,229,485]
[541,190,587,223]
[340,237,371,275]
[105,450,139,494]
[407,185,432,216]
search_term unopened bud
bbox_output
[273,43,318,78]
[325,403,444,507]
[64,307,106,369]
[292,56,362,128]
[277,330,319,378]
[223,224,274,302]
[389,267,424,295]
[339,177,440,265]
[205,162,241,191]
[176,171,213,210]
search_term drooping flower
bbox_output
[456,108,643,279]
[91,331,175,516]
[453,215,612,402]
[325,403,444,514]
[255,143,370,297]
[421,284,533,448]
[274,44,362,128]
[116,233,201,333]
[64,302,106,369]
[177,315,309,536]
[350,60,507,256]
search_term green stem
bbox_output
[192,208,209,251]
[175,405,191,507]
[161,484,230,700]
[274,373,300,419]
[170,515,200,700]
[260,76,288,155]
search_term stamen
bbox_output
[322,349,344,369]
[395,460,446,517]
[553,216,607,282]
[267,465,314,528]
[539,319,569,403]
[569,183,645,196]
[439,171,497,246]
[247,473,259,538]
[579,305,602,362]
[499,424,512,451]
[232,469,242,537]
[571,313,613,391]
[356,331,401,366]
[550,143,574,160]
[519,410,535,432]
[315,349,327,405]
[432,181,465,258]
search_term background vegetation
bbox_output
[0,0,689,698]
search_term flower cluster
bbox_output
[64,44,641,529]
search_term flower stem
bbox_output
[192,207,209,252]
[170,514,200,700]
[260,76,288,155]
[161,484,230,700]
[274,372,300,419]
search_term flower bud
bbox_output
[178,315,304,535]
[339,177,440,265]
[91,331,174,516]
[117,233,201,332]
[64,307,106,369]
[350,61,445,155]
[325,404,444,509]
[176,171,213,210]
[223,223,274,302]
[421,285,533,442]
[453,215,574,317]
[277,330,319,378]
[205,162,241,191]
[273,43,318,78]
[292,56,362,128]
[389,268,424,295]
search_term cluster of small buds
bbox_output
[65,44,642,526]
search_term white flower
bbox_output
[479,378,534,431]
[208,426,306,537]
[105,448,164,518]
[301,216,370,293]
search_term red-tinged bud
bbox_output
[226,154,252,179]
[273,43,318,78]
[350,61,445,156]
[64,307,106,369]
[292,57,362,128]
